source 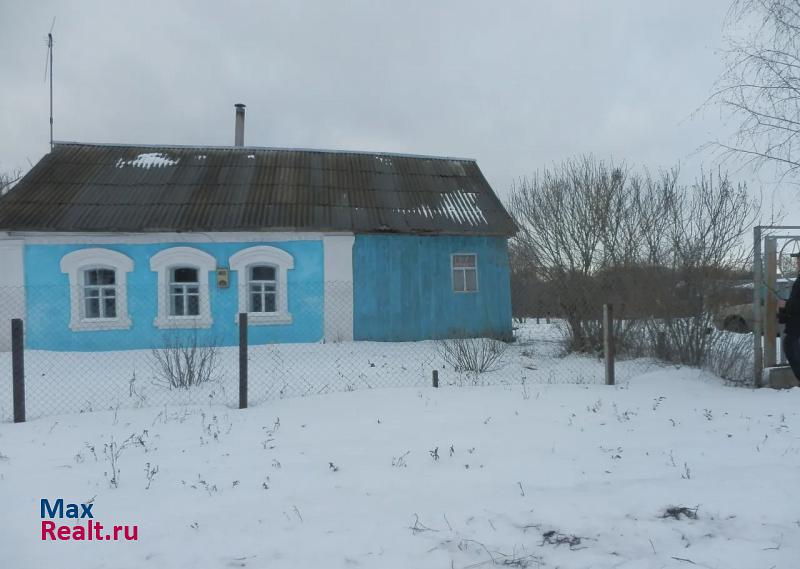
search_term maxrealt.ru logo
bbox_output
[40,499,138,541]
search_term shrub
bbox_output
[150,333,220,389]
[643,316,714,367]
[703,331,753,385]
[436,336,508,373]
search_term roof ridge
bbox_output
[52,140,476,162]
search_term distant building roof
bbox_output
[0,142,516,236]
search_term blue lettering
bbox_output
[40,499,63,519]
[40,499,94,519]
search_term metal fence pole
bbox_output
[603,304,615,386]
[11,318,25,423]
[765,237,778,368]
[753,226,763,387]
[239,313,248,409]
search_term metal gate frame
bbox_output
[753,225,800,387]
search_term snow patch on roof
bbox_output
[115,153,180,169]
[395,190,487,226]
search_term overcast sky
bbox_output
[1,0,797,223]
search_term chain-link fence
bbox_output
[1,275,755,423]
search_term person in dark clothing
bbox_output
[779,253,800,381]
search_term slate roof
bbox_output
[0,142,516,236]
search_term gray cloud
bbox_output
[2,0,796,222]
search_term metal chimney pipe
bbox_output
[234,103,246,147]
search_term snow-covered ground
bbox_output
[0,320,653,422]
[1,367,798,568]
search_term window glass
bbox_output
[172,267,198,283]
[453,255,476,268]
[251,265,276,281]
[453,269,466,292]
[465,268,477,291]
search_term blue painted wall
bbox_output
[352,234,512,341]
[24,240,324,351]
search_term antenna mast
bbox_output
[48,33,53,149]
[45,18,55,150]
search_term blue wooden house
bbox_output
[0,135,515,351]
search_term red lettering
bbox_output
[93,521,103,540]
[72,524,85,540]
[113,525,122,540]
[57,526,71,540]
[124,525,138,541]
[41,521,56,540]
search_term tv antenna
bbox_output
[44,18,56,150]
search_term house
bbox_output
[0,109,516,351]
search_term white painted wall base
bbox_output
[323,235,355,342]
[0,239,25,351]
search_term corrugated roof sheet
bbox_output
[0,142,516,236]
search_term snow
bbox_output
[394,189,488,226]
[1,367,799,566]
[115,153,180,169]
[1,322,797,567]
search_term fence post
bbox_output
[432,369,439,388]
[765,237,778,368]
[603,304,615,386]
[239,313,248,409]
[753,226,763,387]
[11,318,25,423]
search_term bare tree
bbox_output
[509,156,647,352]
[508,156,760,366]
[0,168,22,195]
[710,0,800,180]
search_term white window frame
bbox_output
[168,266,202,317]
[247,265,279,313]
[150,247,215,329]
[60,248,134,331]
[451,253,478,293]
[82,267,119,319]
[230,246,294,325]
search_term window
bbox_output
[230,246,294,325]
[150,247,216,329]
[452,253,478,293]
[60,248,134,331]
[169,267,200,316]
[83,268,117,319]
[249,265,277,313]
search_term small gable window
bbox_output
[452,253,478,293]
[60,248,134,331]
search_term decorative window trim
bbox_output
[230,246,294,325]
[150,247,216,329]
[451,252,479,293]
[60,248,134,331]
